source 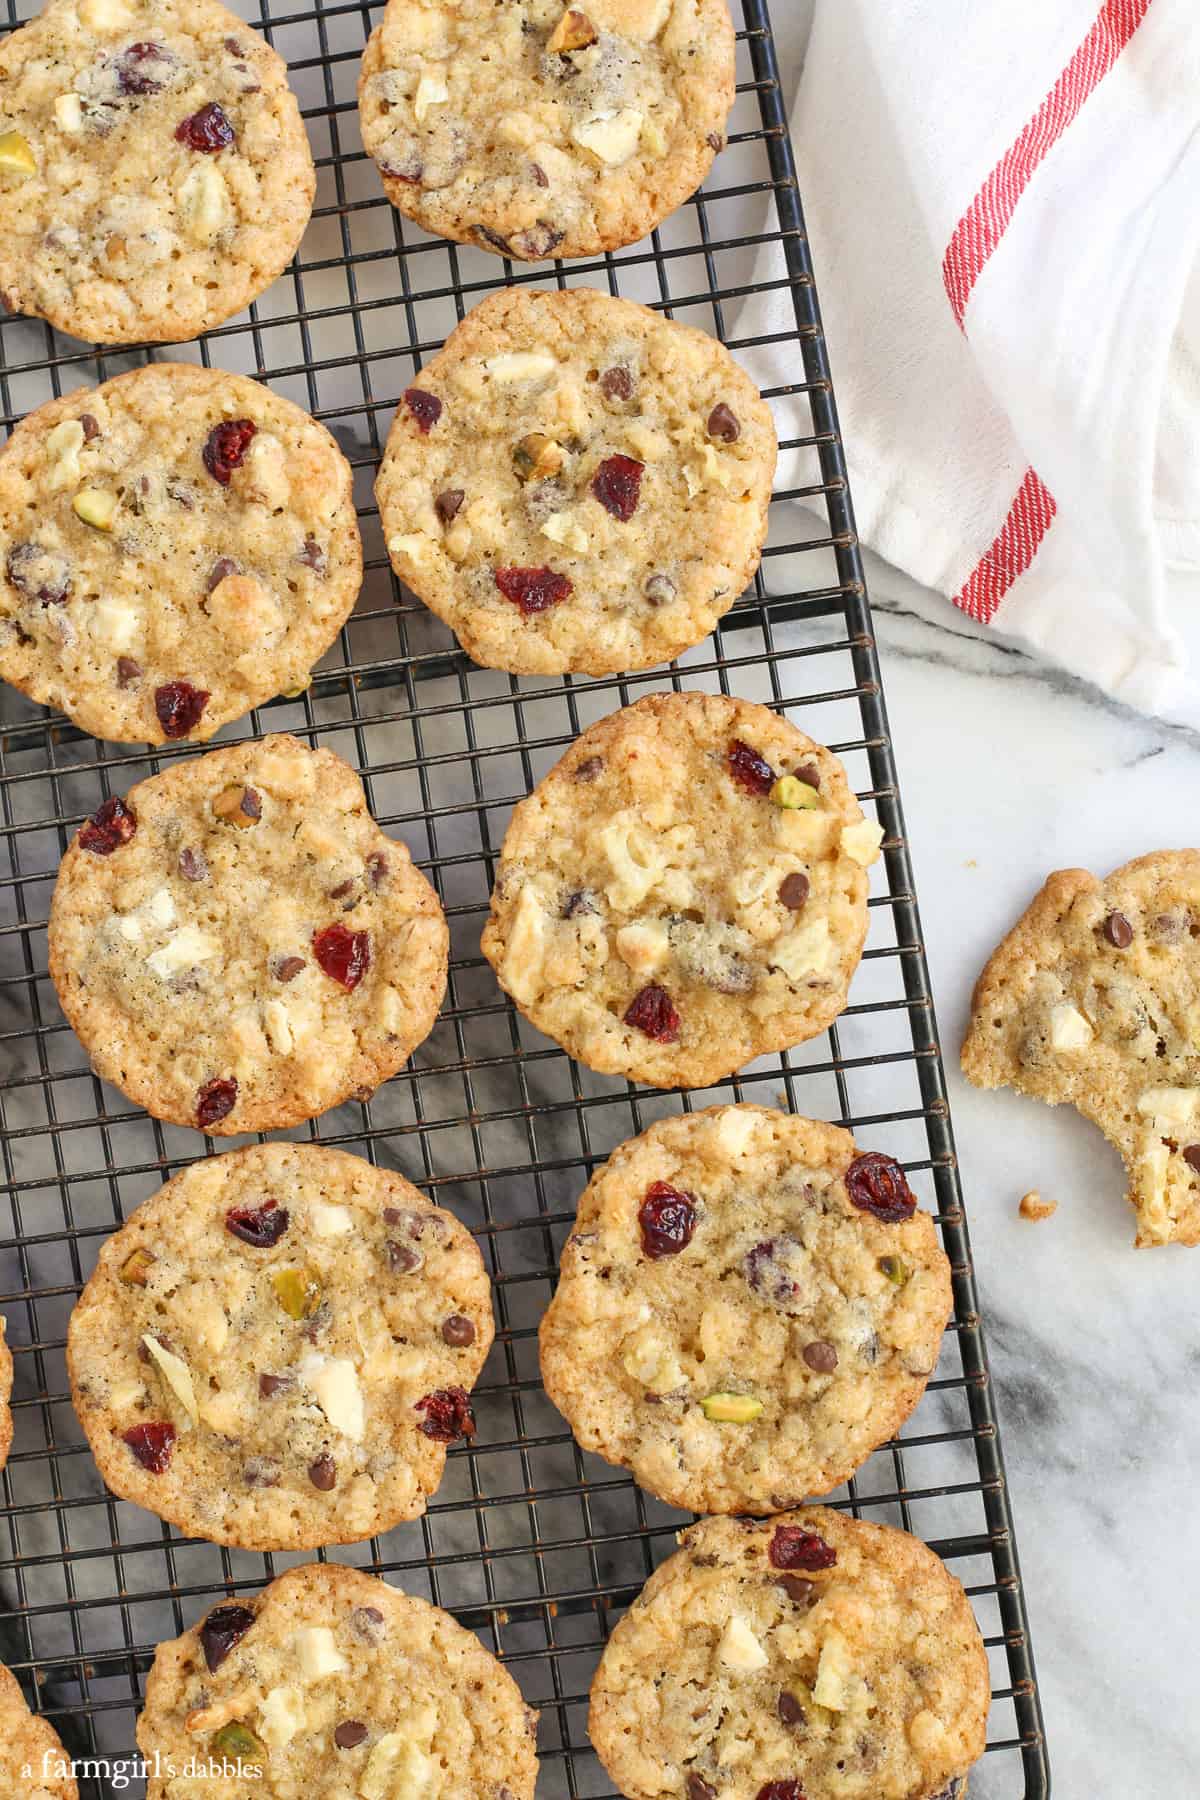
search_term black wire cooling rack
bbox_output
[0,2,1049,1796]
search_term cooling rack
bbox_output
[0,1,1049,1795]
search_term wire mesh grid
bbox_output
[0,1,1048,1795]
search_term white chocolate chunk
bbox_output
[482,352,557,383]
[541,510,589,553]
[310,1200,353,1236]
[388,531,434,564]
[571,107,644,165]
[615,920,670,975]
[242,432,291,510]
[715,1107,758,1157]
[179,161,233,244]
[360,1733,436,1800]
[413,73,449,122]
[294,1624,349,1682]
[109,1377,145,1410]
[46,419,85,490]
[116,915,143,942]
[501,884,548,1006]
[303,1353,364,1442]
[141,1333,198,1426]
[79,0,134,26]
[89,596,141,652]
[600,814,664,909]
[1049,1002,1093,1051]
[718,1614,769,1672]
[259,1685,306,1750]
[146,925,220,979]
[54,93,85,134]
[840,819,884,867]
[1136,1086,1199,1125]
[262,998,295,1056]
[770,917,833,983]
[146,887,176,929]
[812,1630,853,1710]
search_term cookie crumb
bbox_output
[1018,1190,1057,1222]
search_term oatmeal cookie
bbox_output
[589,1511,987,1800]
[358,0,735,261]
[540,1106,951,1513]
[48,734,448,1133]
[0,1662,78,1799]
[376,286,776,675]
[0,0,315,344]
[68,1144,492,1548]
[480,693,883,1088]
[0,364,361,744]
[961,850,1200,1247]
[137,1562,539,1800]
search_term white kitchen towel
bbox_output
[743,0,1200,719]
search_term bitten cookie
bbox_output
[481,693,883,1088]
[137,1563,539,1800]
[48,734,448,1134]
[962,849,1200,1248]
[0,364,361,745]
[589,1511,988,1800]
[0,0,315,344]
[376,287,776,675]
[0,1316,12,1475]
[358,0,734,262]
[68,1144,492,1548]
[0,1662,78,1799]
[540,1107,950,1513]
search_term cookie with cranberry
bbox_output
[481,692,883,1087]
[0,0,314,344]
[138,1562,539,1799]
[0,364,361,745]
[590,1511,987,1800]
[376,286,776,675]
[0,1661,78,1800]
[48,733,448,1134]
[962,849,1200,1248]
[540,1106,950,1514]
[67,1144,492,1548]
[358,0,734,263]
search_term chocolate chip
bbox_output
[349,1605,386,1644]
[258,1372,293,1397]
[308,1454,337,1491]
[600,366,633,402]
[334,1720,368,1749]
[441,1313,476,1346]
[243,1455,280,1488]
[434,488,464,526]
[207,556,239,592]
[116,655,142,687]
[386,1240,423,1273]
[573,755,603,781]
[777,1575,816,1604]
[777,1691,806,1727]
[1184,1146,1200,1174]
[366,851,389,888]
[802,1340,838,1373]
[643,572,677,606]
[706,402,740,442]
[531,161,549,187]
[795,762,820,789]
[329,878,356,899]
[562,889,597,919]
[80,413,100,441]
[511,222,564,260]
[298,535,327,574]
[240,787,261,820]
[176,847,206,883]
[779,872,810,910]
[706,131,724,151]
[1103,910,1134,948]
[273,955,306,983]
[686,1778,715,1800]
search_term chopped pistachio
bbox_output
[120,1247,156,1287]
[878,1254,909,1287]
[72,487,118,531]
[548,9,598,52]
[212,784,260,828]
[281,677,312,699]
[0,130,36,176]
[212,1722,265,1765]
[512,432,564,482]
[700,1392,763,1424]
[771,775,820,811]
[272,1266,322,1320]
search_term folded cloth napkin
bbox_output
[743,0,1200,719]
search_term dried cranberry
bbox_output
[122,1422,175,1473]
[225,1200,289,1248]
[441,1314,476,1346]
[200,1602,256,1671]
[78,796,136,855]
[404,387,443,433]
[756,1785,806,1800]
[599,366,633,402]
[196,1076,238,1130]
[591,453,644,521]
[434,488,464,525]
[707,403,740,443]
[313,924,371,991]
[175,101,235,152]
[308,1454,337,1491]
[638,1182,698,1258]
[768,1525,836,1571]
[686,1779,715,1800]
[114,41,176,94]
[415,1387,476,1441]
[116,655,142,687]
[845,1151,917,1223]
[334,1721,368,1749]
[202,419,256,485]
[623,983,680,1043]
[494,565,573,615]
[728,738,776,794]
[155,680,210,738]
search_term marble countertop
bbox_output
[858,545,1199,1796]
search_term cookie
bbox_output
[0,0,315,344]
[480,693,883,1088]
[358,0,734,262]
[376,287,776,675]
[0,1662,78,1799]
[0,364,362,745]
[962,849,1200,1248]
[48,733,448,1134]
[0,1315,12,1475]
[540,1106,951,1514]
[589,1511,988,1800]
[68,1144,492,1548]
[137,1562,539,1800]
